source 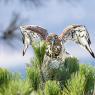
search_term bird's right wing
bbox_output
[20,25,48,56]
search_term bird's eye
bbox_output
[55,35,58,39]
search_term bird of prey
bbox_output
[20,24,95,59]
[20,24,95,81]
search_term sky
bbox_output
[0,0,95,76]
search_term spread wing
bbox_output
[59,24,95,58]
[20,25,48,55]
[59,24,82,41]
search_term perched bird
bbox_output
[20,24,95,81]
[20,24,95,59]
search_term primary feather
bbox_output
[60,25,95,58]
[20,24,95,58]
[20,25,48,55]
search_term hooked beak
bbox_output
[85,45,95,58]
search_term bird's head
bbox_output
[46,33,61,44]
[46,33,62,58]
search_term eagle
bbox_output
[20,24,95,59]
[20,25,95,81]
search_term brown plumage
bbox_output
[59,25,82,40]
[20,24,95,58]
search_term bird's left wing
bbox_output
[59,25,95,58]
[20,25,48,56]
[59,25,81,41]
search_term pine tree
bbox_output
[0,41,95,95]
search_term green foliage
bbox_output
[54,57,79,87]
[93,84,95,95]
[63,72,86,95]
[58,58,79,85]
[62,64,95,95]
[0,68,11,86]
[32,41,46,65]
[26,64,40,91]
[0,41,95,95]
[0,68,11,94]
[30,57,40,69]
[32,41,47,91]
[79,64,95,95]
[63,57,79,73]
[45,80,61,95]
[3,79,31,95]
[0,73,31,95]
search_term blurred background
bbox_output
[0,0,95,77]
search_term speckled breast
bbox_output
[46,43,62,58]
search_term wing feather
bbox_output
[20,25,48,40]
[59,24,82,40]
[20,25,48,55]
